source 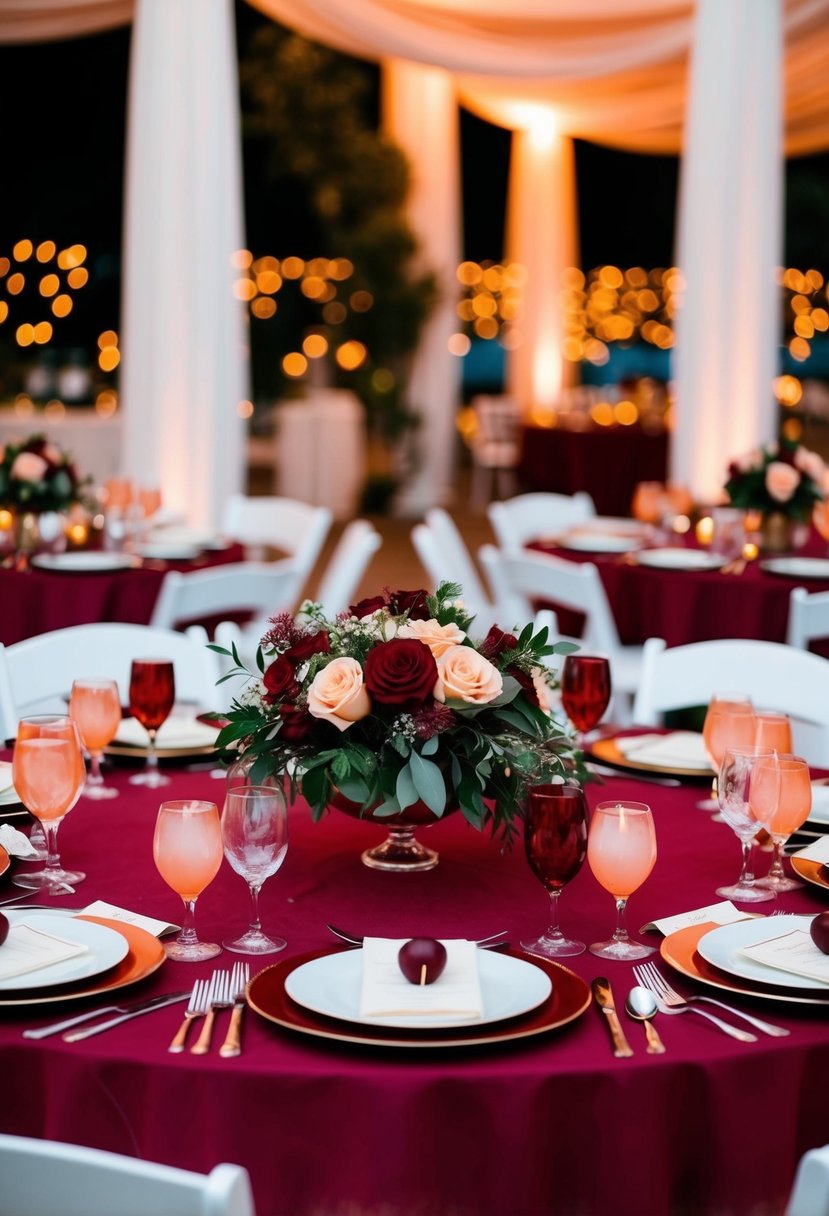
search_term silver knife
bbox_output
[61,992,191,1042]
[586,763,681,789]
[23,991,190,1040]
[592,977,634,1058]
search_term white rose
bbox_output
[434,645,503,705]
[307,657,371,732]
[398,618,466,658]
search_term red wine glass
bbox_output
[520,783,588,958]
[128,658,175,787]
[560,654,611,746]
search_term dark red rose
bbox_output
[285,631,330,665]
[390,589,431,620]
[363,639,438,707]
[507,665,539,708]
[279,704,316,742]
[262,656,300,703]
[480,625,519,660]
[349,594,387,618]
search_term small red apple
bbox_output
[0,913,8,947]
[398,937,448,985]
[809,911,829,955]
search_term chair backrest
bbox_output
[478,544,622,653]
[487,491,596,550]
[632,636,829,766]
[787,1143,829,1216]
[786,586,829,650]
[471,395,522,450]
[0,1134,255,1216]
[314,519,382,616]
[411,509,491,615]
[149,561,300,637]
[0,623,223,740]
[221,494,332,582]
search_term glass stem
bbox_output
[612,896,630,944]
[248,882,263,934]
[767,836,786,883]
[44,821,63,875]
[178,897,199,946]
[88,751,104,787]
[546,889,564,939]
[146,730,159,776]
[737,839,756,888]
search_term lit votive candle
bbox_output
[67,522,89,548]
[742,541,759,562]
[695,516,714,545]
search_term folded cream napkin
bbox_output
[359,938,484,1020]
[740,929,829,986]
[114,716,219,751]
[793,835,829,864]
[0,824,38,859]
[615,731,709,770]
[0,923,89,983]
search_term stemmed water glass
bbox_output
[11,715,86,892]
[153,799,223,961]
[700,693,756,811]
[221,784,289,954]
[754,753,812,892]
[128,658,175,787]
[560,655,611,746]
[520,782,588,958]
[69,677,122,799]
[715,746,778,903]
[587,800,657,960]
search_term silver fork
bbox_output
[633,965,757,1042]
[634,962,790,1038]
[167,979,210,1053]
[190,970,232,1055]
[219,962,250,1059]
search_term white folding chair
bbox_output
[786,586,829,650]
[787,1143,829,1216]
[467,394,523,507]
[411,508,498,632]
[314,519,382,616]
[478,543,643,717]
[149,560,299,644]
[0,623,224,740]
[632,636,829,767]
[221,494,332,597]
[487,491,596,551]
[0,1134,255,1216]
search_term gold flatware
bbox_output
[591,977,634,1057]
[190,969,232,1055]
[167,978,210,1053]
[219,962,250,1058]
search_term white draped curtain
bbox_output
[3,0,829,510]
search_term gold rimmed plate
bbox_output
[660,921,829,1007]
[247,946,591,1049]
[790,855,829,892]
[589,736,711,781]
[0,845,9,879]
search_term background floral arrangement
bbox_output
[214,582,584,842]
[723,439,827,521]
[0,434,90,513]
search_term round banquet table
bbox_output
[1,755,828,1216]
[0,544,246,646]
[532,531,829,650]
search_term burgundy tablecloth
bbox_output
[518,425,669,517]
[0,545,246,645]
[1,756,828,1216]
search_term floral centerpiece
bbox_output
[0,434,90,514]
[724,439,826,521]
[213,582,584,870]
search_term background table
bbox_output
[1,754,828,1216]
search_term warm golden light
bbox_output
[33,321,52,344]
[782,417,803,442]
[57,244,86,270]
[335,340,368,371]
[773,374,803,406]
[13,239,33,262]
[282,352,307,377]
[256,270,281,294]
[16,323,34,346]
[281,257,305,280]
[67,267,88,289]
[236,399,254,419]
[350,290,373,312]
[231,249,253,270]
[742,541,759,561]
[447,333,471,357]
[251,297,276,319]
[473,317,499,340]
[95,390,118,417]
[52,294,73,317]
[0,302,7,324]
[98,348,120,372]
[614,400,639,426]
[39,273,59,297]
[44,399,66,419]
[233,278,256,302]
[98,330,118,349]
[371,368,394,392]
[302,333,328,358]
[300,276,326,300]
[590,402,614,427]
[0,508,13,531]
[457,261,483,286]
[695,516,714,545]
[322,302,347,325]
[328,258,353,281]
[36,241,56,263]
[7,272,25,294]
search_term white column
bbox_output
[382,58,461,515]
[672,0,783,503]
[506,118,578,411]
[120,0,248,530]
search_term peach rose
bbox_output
[794,446,826,486]
[434,644,503,705]
[307,657,371,732]
[765,461,801,503]
[531,666,556,715]
[42,443,63,466]
[737,447,764,472]
[10,451,48,482]
[397,618,466,658]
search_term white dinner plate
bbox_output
[135,542,201,561]
[284,947,553,1030]
[759,557,829,580]
[636,548,727,571]
[0,910,130,992]
[146,527,225,550]
[581,516,646,536]
[30,552,140,573]
[560,532,639,554]
[808,784,829,826]
[697,915,828,992]
[0,761,20,807]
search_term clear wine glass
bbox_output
[69,677,122,800]
[560,655,611,747]
[153,799,223,961]
[128,658,175,787]
[699,692,755,811]
[221,785,289,954]
[587,800,657,961]
[520,782,588,958]
[715,746,777,903]
[11,715,86,893]
[755,753,811,892]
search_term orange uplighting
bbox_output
[614,400,639,426]
[57,245,86,270]
[251,297,277,319]
[282,352,307,377]
[302,333,328,358]
[36,241,56,263]
[281,257,305,280]
[6,273,25,294]
[774,374,803,406]
[39,274,59,297]
[67,267,88,289]
[300,276,326,299]
[590,402,615,427]
[256,270,282,294]
[335,340,367,371]
[98,347,120,372]
[52,295,73,317]
[16,323,35,346]
[0,302,7,323]
[457,262,483,286]
[13,239,33,262]
[98,330,119,349]
[328,258,353,281]
[33,321,52,344]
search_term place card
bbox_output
[0,824,39,858]
[0,924,88,982]
[740,930,829,986]
[640,901,752,936]
[80,900,180,938]
[359,938,483,1019]
[793,836,829,865]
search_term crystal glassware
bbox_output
[560,654,611,746]
[128,658,175,787]
[153,799,223,961]
[755,753,811,892]
[69,677,122,800]
[11,715,86,892]
[221,784,289,954]
[520,782,588,958]
[587,800,657,961]
[715,746,778,903]
[699,692,756,811]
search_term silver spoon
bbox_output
[626,986,666,1054]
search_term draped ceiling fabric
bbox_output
[3,2,829,511]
